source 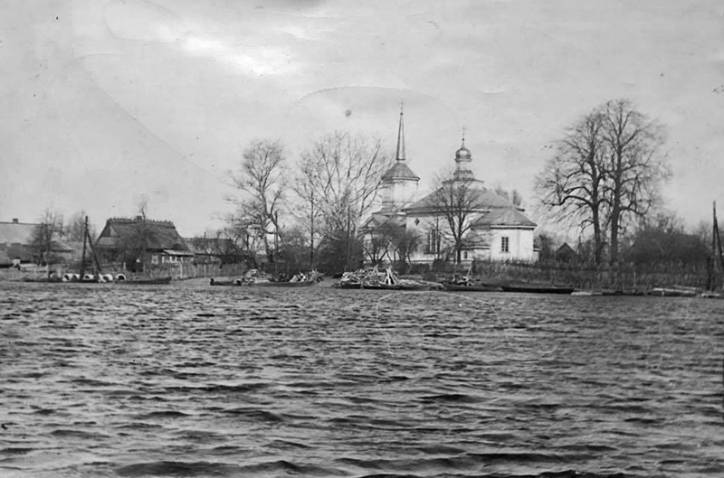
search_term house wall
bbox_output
[487,228,536,262]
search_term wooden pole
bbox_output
[715,202,724,271]
[79,216,88,278]
[86,222,102,274]
[309,188,314,269]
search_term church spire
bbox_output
[396,101,406,161]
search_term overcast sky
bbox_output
[1,0,723,235]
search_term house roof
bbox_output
[381,162,420,182]
[0,221,37,245]
[471,208,537,229]
[96,217,189,251]
[163,249,195,256]
[404,182,513,213]
[0,221,73,254]
[556,243,576,254]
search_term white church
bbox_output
[363,107,538,265]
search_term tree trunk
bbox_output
[609,208,620,267]
[592,208,602,264]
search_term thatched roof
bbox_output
[96,217,189,251]
[0,221,36,245]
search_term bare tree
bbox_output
[600,99,669,266]
[30,209,64,265]
[230,139,286,263]
[297,131,388,271]
[536,99,669,267]
[431,175,482,264]
[535,110,608,264]
[66,210,96,242]
[294,156,326,268]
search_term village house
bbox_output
[95,217,193,271]
[363,108,537,266]
[185,233,249,265]
[0,218,73,267]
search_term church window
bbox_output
[426,227,441,254]
[501,236,510,253]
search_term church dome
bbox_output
[455,144,472,162]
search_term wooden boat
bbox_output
[501,283,575,294]
[571,289,631,296]
[209,278,243,286]
[117,276,172,285]
[249,279,317,287]
[442,282,502,292]
[337,281,437,291]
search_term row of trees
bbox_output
[227,132,389,272]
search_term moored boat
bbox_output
[209,278,243,286]
[442,282,502,292]
[501,283,575,294]
[117,276,172,285]
[249,279,318,287]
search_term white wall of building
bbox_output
[401,214,536,264]
[382,180,419,210]
[487,228,536,262]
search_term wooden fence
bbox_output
[416,260,710,290]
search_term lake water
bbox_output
[0,281,722,477]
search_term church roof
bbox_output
[381,162,420,182]
[471,207,537,228]
[404,183,513,213]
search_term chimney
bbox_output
[12,218,18,223]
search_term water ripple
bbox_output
[0,281,722,477]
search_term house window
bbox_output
[501,236,510,253]
[151,255,159,265]
[463,251,468,259]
